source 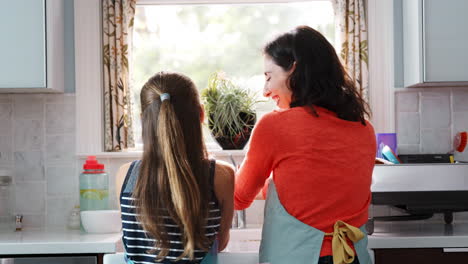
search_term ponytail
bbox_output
[157,100,207,260]
[133,72,211,261]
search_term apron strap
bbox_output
[324,220,365,264]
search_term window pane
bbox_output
[131,1,335,149]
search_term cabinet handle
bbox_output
[443,248,468,252]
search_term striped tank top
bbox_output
[120,160,221,264]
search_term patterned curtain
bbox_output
[332,0,369,102]
[102,0,136,151]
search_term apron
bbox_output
[124,239,218,264]
[259,182,372,264]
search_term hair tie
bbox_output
[160,93,170,102]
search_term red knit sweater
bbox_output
[234,106,376,257]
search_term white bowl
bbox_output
[80,210,122,233]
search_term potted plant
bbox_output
[201,72,258,150]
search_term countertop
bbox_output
[3,222,468,256]
[0,229,122,255]
[368,221,468,249]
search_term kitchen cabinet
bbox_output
[374,248,468,264]
[402,0,468,87]
[0,0,64,93]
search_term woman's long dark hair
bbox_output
[133,72,212,261]
[264,25,370,124]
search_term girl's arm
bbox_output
[213,160,235,252]
[115,162,132,208]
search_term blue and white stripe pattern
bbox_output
[120,160,221,264]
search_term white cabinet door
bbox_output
[402,0,468,87]
[0,0,46,88]
[424,0,468,82]
[0,0,64,93]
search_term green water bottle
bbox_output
[79,156,109,211]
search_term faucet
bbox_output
[229,153,247,229]
[232,210,247,229]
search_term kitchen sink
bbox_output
[218,227,261,263]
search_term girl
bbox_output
[116,72,234,264]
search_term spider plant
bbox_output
[201,71,258,149]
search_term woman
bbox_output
[235,26,376,264]
[115,72,234,264]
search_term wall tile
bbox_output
[0,104,12,135]
[46,134,75,164]
[13,95,44,119]
[47,196,77,215]
[397,144,420,155]
[0,135,13,164]
[46,104,75,134]
[0,103,12,120]
[453,112,468,133]
[452,90,468,112]
[15,182,46,214]
[420,93,451,129]
[46,166,77,196]
[0,95,11,103]
[396,112,420,144]
[14,119,43,151]
[396,92,419,112]
[0,120,12,136]
[22,214,46,229]
[14,151,44,181]
[46,196,76,229]
[420,128,452,154]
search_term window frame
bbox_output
[75,0,394,157]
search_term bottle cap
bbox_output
[83,156,105,170]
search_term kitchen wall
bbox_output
[396,88,468,155]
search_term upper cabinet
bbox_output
[0,0,64,93]
[402,0,468,87]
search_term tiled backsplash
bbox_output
[0,94,76,229]
[396,88,468,155]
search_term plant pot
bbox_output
[209,112,256,150]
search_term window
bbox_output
[75,0,394,156]
[130,1,335,149]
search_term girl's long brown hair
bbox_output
[133,72,212,261]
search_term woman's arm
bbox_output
[213,160,235,252]
[235,113,277,209]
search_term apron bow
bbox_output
[325,220,365,264]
